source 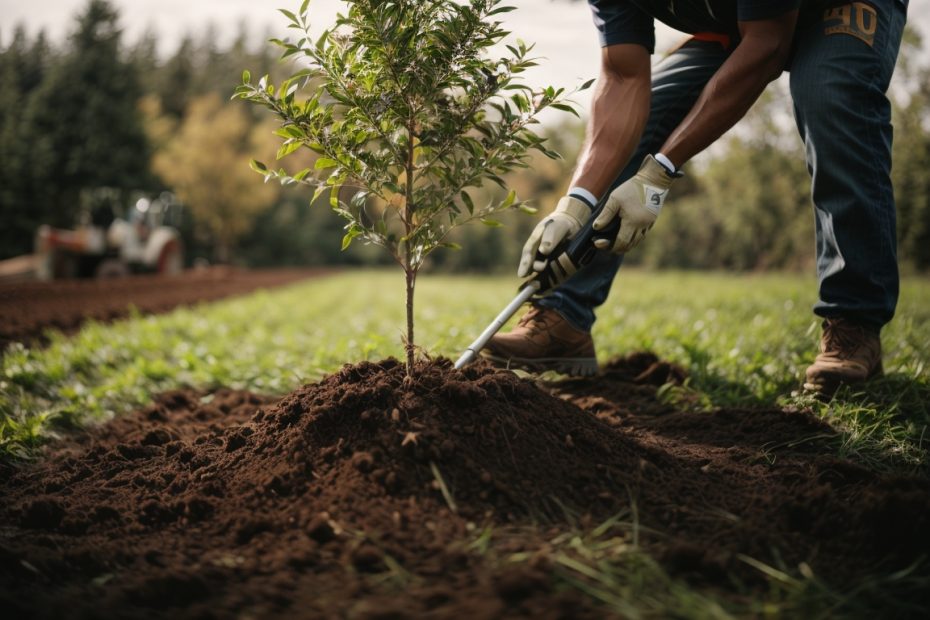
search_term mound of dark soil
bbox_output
[1,355,928,619]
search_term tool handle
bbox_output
[453,280,541,369]
[452,199,617,370]
[529,196,620,293]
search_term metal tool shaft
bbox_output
[453,279,541,369]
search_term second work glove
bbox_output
[518,196,591,278]
[593,155,680,253]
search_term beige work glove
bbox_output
[518,196,591,277]
[593,155,679,253]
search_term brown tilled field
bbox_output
[0,268,330,348]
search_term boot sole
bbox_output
[803,361,884,397]
[481,353,599,377]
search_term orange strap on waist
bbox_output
[692,32,732,50]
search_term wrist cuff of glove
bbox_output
[567,186,597,210]
[641,154,683,185]
[654,153,679,175]
[555,196,591,227]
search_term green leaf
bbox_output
[581,78,596,90]
[249,159,268,173]
[488,174,507,189]
[341,232,355,251]
[284,80,300,99]
[488,6,517,15]
[501,189,516,209]
[276,141,302,160]
[480,218,502,227]
[350,190,368,210]
[549,103,579,117]
[315,157,338,170]
[278,8,298,23]
[460,191,475,214]
[341,224,364,250]
[242,69,251,84]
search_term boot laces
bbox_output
[822,319,866,355]
[517,306,557,336]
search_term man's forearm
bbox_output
[661,12,798,168]
[571,44,652,199]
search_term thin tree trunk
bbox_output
[403,117,416,377]
[404,265,415,375]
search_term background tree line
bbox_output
[1,0,928,272]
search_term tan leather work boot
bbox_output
[481,305,598,376]
[804,317,883,396]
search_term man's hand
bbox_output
[593,155,678,253]
[518,196,591,277]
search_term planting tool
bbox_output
[454,197,619,369]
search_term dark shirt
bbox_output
[588,0,803,51]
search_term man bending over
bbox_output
[482,0,908,396]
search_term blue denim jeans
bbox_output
[539,0,907,332]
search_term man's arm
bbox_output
[571,43,652,198]
[659,11,798,168]
[591,11,798,254]
[516,43,650,276]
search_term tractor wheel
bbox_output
[157,239,184,275]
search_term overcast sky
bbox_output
[2,0,929,120]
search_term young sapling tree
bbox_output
[236,0,589,375]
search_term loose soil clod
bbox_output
[1,355,928,618]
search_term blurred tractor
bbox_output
[36,190,185,280]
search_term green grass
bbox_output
[2,269,928,469]
[458,510,930,619]
[594,271,930,472]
